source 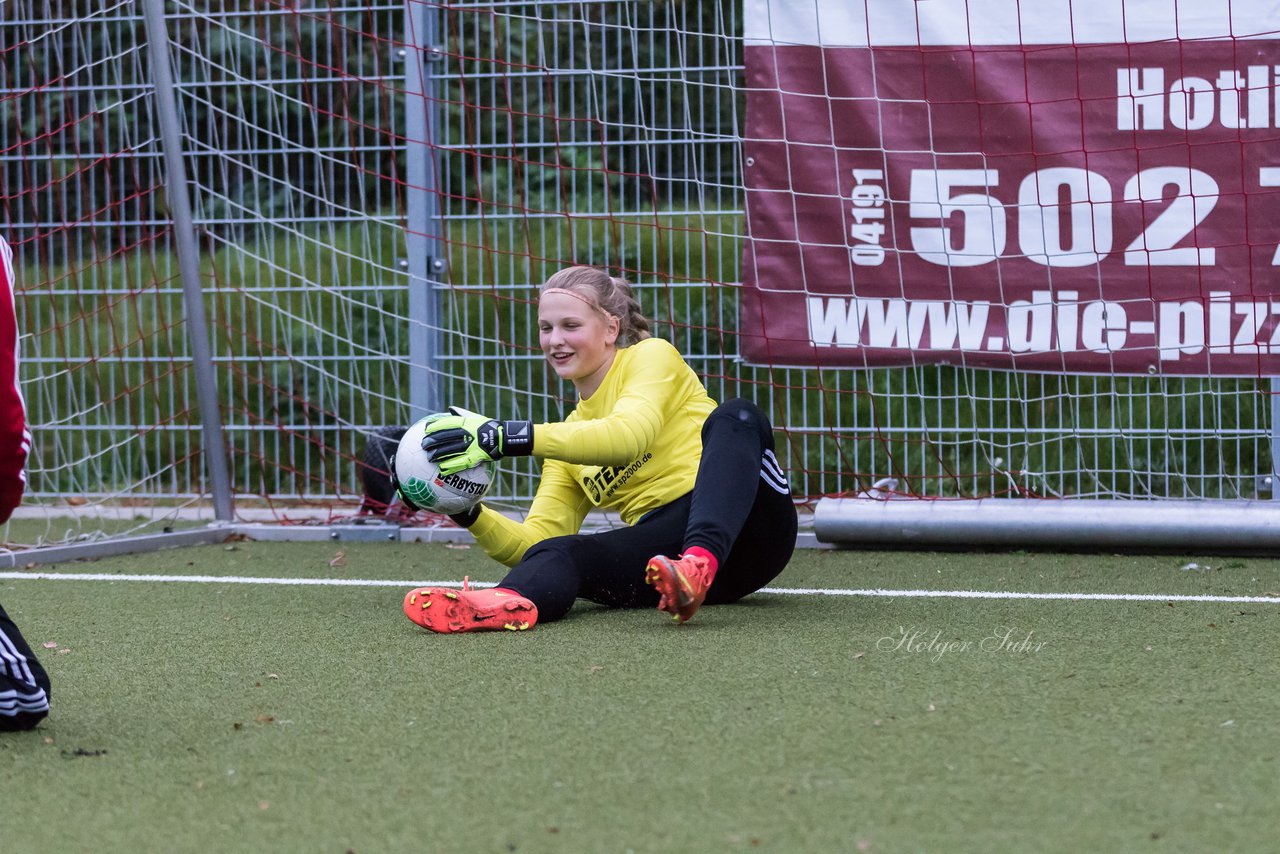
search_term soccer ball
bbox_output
[392,415,494,514]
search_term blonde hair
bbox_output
[539,266,652,347]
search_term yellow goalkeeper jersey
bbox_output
[467,337,716,566]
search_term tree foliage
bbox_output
[2,1,740,256]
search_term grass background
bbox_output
[3,542,1279,853]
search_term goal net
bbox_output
[2,0,1276,559]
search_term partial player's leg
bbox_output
[1,602,51,732]
[703,472,796,605]
[497,497,690,623]
[645,398,796,623]
[403,499,689,632]
[685,398,786,558]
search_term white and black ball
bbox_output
[392,415,494,514]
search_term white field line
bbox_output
[2,571,1279,604]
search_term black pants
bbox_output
[501,399,797,622]
[1,602,51,731]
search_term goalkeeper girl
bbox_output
[399,266,796,632]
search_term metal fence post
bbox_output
[141,0,234,521]
[404,1,443,416]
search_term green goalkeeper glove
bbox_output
[421,406,533,476]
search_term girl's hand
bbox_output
[422,406,533,475]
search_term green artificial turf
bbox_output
[2,542,1279,853]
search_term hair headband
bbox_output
[539,287,621,324]
[540,286,598,309]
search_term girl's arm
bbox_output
[466,460,591,567]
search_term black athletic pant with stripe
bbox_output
[501,399,797,622]
[1,602,50,731]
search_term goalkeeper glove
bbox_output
[421,406,533,476]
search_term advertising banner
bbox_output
[741,0,1280,374]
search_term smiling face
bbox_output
[538,290,620,398]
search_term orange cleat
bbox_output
[403,577,537,633]
[644,554,715,624]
